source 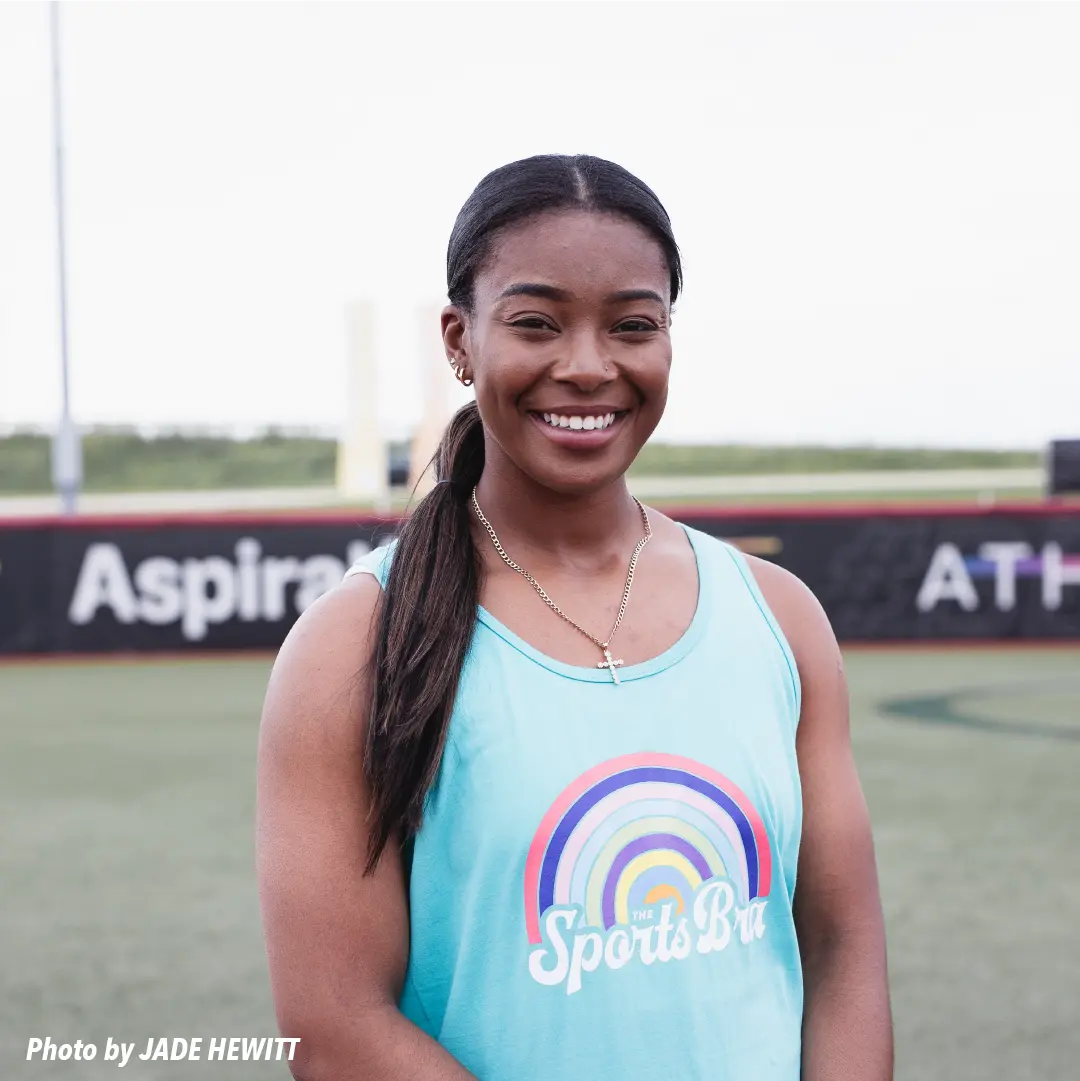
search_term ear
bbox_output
[441,305,469,365]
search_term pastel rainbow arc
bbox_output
[566,792,746,915]
[580,813,727,929]
[524,752,772,945]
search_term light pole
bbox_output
[49,0,81,515]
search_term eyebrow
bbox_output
[498,283,666,305]
[606,289,666,305]
[498,282,573,302]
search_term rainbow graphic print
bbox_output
[524,752,772,945]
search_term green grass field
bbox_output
[2,650,1078,1080]
[0,430,1040,494]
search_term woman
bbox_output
[257,155,893,1080]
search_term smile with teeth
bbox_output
[539,412,618,431]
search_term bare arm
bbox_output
[256,574,476,1081]
[751,557,894,1081]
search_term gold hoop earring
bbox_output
[452,361,473,387]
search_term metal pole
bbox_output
[49,0,81,515]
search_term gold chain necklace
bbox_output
[470,488,652,685]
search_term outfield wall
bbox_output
[1,504,1078,654]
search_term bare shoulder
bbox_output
[741,553,842,677]
[261,572,384,752]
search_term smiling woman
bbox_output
[256,155,893,1081]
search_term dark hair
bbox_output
[363,155,682,869]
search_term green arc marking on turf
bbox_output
[880,678,1080,743]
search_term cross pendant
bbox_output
[597,647,624,685]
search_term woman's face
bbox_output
[444,209,673,495]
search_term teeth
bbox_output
[540,412,620,431]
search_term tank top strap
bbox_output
[342,541,396,588]
[684,528,802,722]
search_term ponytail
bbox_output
[363,402,484,870]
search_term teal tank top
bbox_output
[346,524,804,1080]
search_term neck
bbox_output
[472,454,645,566]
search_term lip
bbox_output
[527,409,629,448]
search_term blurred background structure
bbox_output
[336,300,387,507]
[1,3,1078,1080]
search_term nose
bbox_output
[550,328,615,393]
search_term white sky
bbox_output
[1,1,1078,447]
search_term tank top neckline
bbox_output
[474,523,712,684]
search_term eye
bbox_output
[510,316,558,331]
[613,318,658,333]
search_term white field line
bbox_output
[628,467,1044,498]
[0,468,1045,518]
[0,486,348,517]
